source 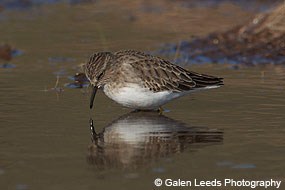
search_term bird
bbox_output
[84,50,223,111]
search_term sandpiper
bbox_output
[85,50,223,110]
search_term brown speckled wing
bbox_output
[115,50,223,92]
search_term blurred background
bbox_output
[0,1,285,190]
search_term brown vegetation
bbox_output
[0,44,12,61]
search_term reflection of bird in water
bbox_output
[87,112,223,170]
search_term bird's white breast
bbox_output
[103,83,181,110]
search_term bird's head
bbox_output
[84,52,113,109]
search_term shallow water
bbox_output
[0,2,285,190]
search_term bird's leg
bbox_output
[158,107,164,115]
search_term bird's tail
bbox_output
[188,71,224,88]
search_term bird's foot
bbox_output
[158,107,164,115]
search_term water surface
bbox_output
[0,2,284,190]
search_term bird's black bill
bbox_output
[90,86,98,109]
